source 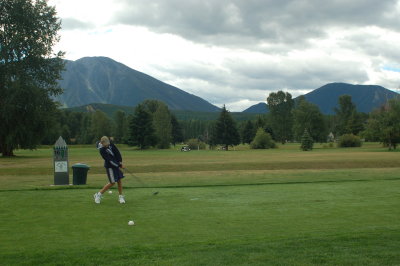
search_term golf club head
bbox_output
[153,191,159,195]
[95,141,103,150]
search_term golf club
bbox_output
[123,167,159,195]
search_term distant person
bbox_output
[94,136,126,204]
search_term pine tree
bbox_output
[153,104,172,149]
[213,105,240,150]
[113,110,129,144]
[292,96,326,142]
[334,95,364,136]
[171,114,183,146]
[242,120,255,144]
[128,104,157,149]
[300,129,314,151]
[267,91,294,144]
[90,110,113,143]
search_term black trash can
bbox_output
[72,163,90,185]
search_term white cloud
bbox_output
[49,0,400,111]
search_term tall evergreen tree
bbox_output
[241,120,255,144]
[128,104,157,149]
[254,115,266,130]
[213,105,240,150]
[0,0,64,156]
[77,113,92,144]
[113,110,129,144]
[171,114,183,146]
[267,91,294,144]
[66,111,83,142]
[90,110,113,143]
[153,104,172,149]
[300,129,314,151]
[334,95,364,136]
[292,96,326,142]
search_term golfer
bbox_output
[94,136,126,204]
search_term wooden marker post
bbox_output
[53,136,69,185]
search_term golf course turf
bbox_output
[0,143,399,265]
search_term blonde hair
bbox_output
[100,136,110,146]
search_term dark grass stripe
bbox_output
[1,177,399,193]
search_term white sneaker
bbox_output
[94,192,102,204]
[119,195,125,204]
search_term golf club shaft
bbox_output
[123,167,158,195]
[123,167,146,186]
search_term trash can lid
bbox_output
[72,163,90,169]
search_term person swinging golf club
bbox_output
[94,136,126,204]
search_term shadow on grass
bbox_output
[1,176,399,193]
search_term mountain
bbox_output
[55,57,220,112]
[242,102,268,113]
[302,83,398,114]
[243,83,399,114]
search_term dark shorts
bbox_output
[106,167,124,183]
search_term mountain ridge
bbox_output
[55,56,220,112]
[56,57,399,115]
[243,83,399,114]
[303,82,398,114]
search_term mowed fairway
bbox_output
[0,143,399,265]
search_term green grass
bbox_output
[1,143,399,265]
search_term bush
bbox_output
[300,129,313,151]
[322,142,335,148]
[186,139,206,150]
[337,134,362,147]
[250,128,276,149]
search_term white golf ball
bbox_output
[108,190,112,194]
[128,220,135,226]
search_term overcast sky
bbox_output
[49,0,400,111]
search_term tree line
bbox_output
[5,84,400,154]
[2,0,400,156]
[35,91,400,152]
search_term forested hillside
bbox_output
[55,57,220,112]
